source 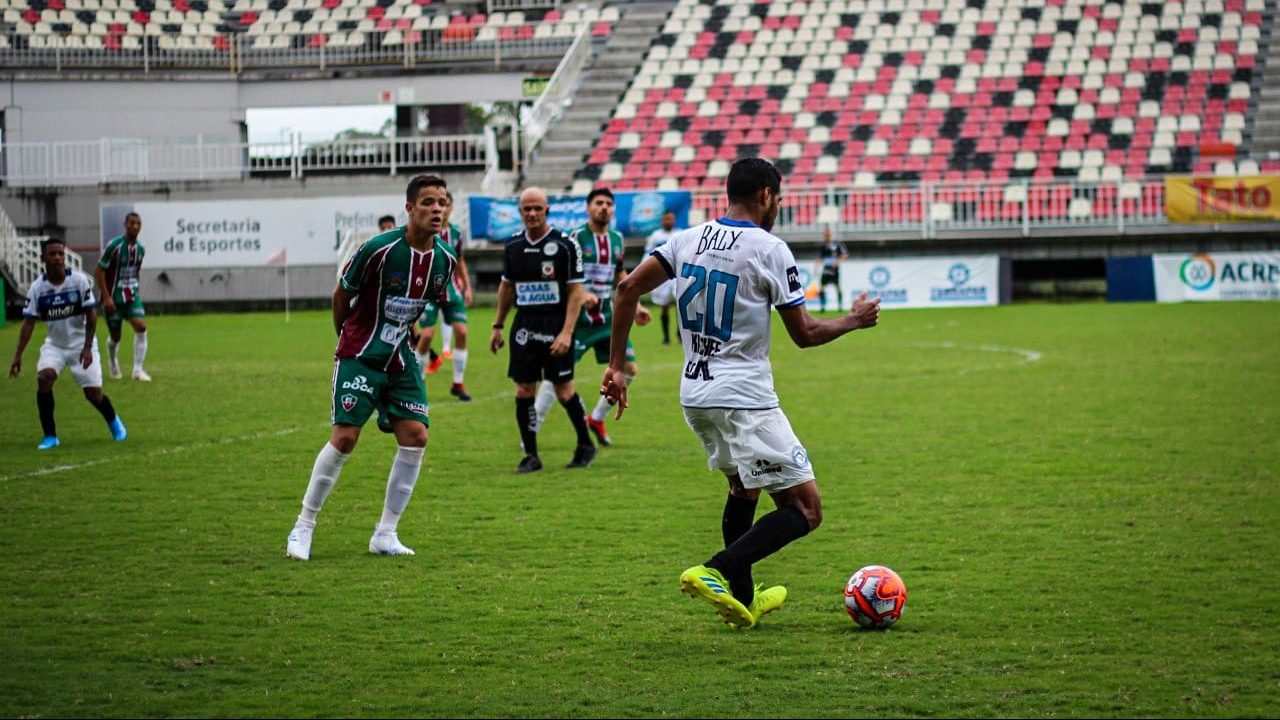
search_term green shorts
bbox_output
[417,284,467,328]
[106,293,145,333]
[331,356,430,429]
[573,323,636,365]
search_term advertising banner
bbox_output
[467,190,691,240]
[100,196,407,268]
[802,255,1001,310]
[1153,252,1280,302]
[1165,175,1280,223]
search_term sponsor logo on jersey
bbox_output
[342,375,374,394]
[341,393,358,412]
[516,281,561,306]
[399,400,428,416]
[749,458,784,478]
[383,295,427,324]
[544,241,559,256]
[787,266,801,293]
[696,226,743,255]
[514,327,555,345]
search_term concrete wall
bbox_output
[1,73,529,145]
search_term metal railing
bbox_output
[0,134,489,187]
[522,22,592,167]
[0,30,574,74]
[1,207,82,294]
[686,179,1181,238]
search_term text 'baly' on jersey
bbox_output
[24,271,97,349]
[651,217,806,410]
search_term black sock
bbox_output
[95,395,117,424]
[37,391,56,437]
[516,397,537,457]
[429,348,439,362]
[837,291,843,309]
[661,313,670,343]
[560,394,593,447]
[722,493,759,605]
[707,505,811,601]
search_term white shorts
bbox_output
[682,406,813,493]
[649,279,676,307]
[37,340,102,389]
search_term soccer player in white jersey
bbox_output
[644,210,680,345]
[601,158,881,629]
[10,239,128,449]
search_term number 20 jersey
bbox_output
[650,217,806,410]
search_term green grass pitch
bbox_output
[1,301,1277,718]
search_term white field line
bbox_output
[897,340,1043,375]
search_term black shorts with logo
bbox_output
[821,267,840,285]
[507,312,575,385]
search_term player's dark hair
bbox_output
[726,158,782,204]
[446,190,454,203]
[586,187,615,204]
[41,238,65,253]
[662,210,676,217]
[378,214,396,226]
[406,174,447,203]
[124,212,141,222]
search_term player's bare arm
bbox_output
[778,289,881,348]
[9,318,37,377]
[94,265,115,313]
[457,255,473,306]
[616,267,652,326]
[490,279,514,353]
[332,285,355,336]
[553,283,585,356]
[81,306,98,368]
[602,256,668,416]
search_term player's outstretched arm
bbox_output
[9,318,37,377]
[778,290,880,348]
[602,257,669,417]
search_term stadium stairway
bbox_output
[522,0,676,192]
[1248,0,1280,158]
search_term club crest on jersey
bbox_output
[542,261,555,278]
[543,241,559,256]
[341,393,358,412]
[387,271,406,290]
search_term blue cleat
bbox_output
[109,416,127,442]
[37,436,60,450]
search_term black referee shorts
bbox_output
[507,314,575,385]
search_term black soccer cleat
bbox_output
[450,383,472,402]
[516,455,543,474]
[565,443,597,469]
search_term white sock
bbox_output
[108,339,119,366]
[451,349,468,385]
[133,332,148,372]
[415,350,429,369]
[441,324,453,352]
[592,374,634,422]
[377,445,424,534]
[298,442,350,526]
[532,379,556,432]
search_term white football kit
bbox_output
[649,217,813,492]
[23,271,103,388]
[644,228,679,306]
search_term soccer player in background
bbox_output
[95,212,150,381]
[530,187,650,447]
[10,239,127,449]
[413,192,473,401]
[286,174,458,561]
[644,210,680,344]
[489,187,595,473]
[601,158,881,629]
[816,225,849,312]
[378,215,396,232]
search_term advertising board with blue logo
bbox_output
[467,191,691,240]
[801,255,1000,310]
[1153,252,1280,302]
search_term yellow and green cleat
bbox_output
[679,564,754,629]
[747,584,787,627]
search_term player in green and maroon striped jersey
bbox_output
[95,212,150,381]
[286,174,458,562]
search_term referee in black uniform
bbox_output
[490,187,597,473]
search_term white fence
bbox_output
[688,178,1180,238]
[0,134,489,187]
[1,205,83,294]
[522,22,592,168]
[0,32,574,74]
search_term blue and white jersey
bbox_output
[23,271,97,349]
[650,217,805,410]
